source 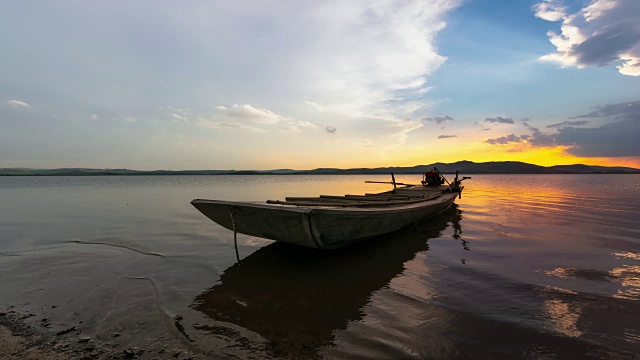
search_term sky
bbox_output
[1,0,639,170]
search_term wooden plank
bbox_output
[364,181,420,186]
[319,195,354,200]
[361,193,411,199]
[364,193,425,199]
[344,195,409,201]
[285,196,347,202]
[318,194,409,202]
[288,194,411,202]
[267,191,442,207]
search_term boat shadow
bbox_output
[191,204,463,357]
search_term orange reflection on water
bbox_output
[541,299,583,337]
[614,252,640,261]
[611,265,640,300]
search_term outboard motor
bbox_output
[422,169,444,187]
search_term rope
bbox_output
[230,207,241,264]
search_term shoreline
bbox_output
[0,309,198,360]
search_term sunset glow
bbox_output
[1,0,639,170]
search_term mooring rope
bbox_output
[230,206,241,264]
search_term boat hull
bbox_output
[191,190,458,249]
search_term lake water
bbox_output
[1,174,639,359]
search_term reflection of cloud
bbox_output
[485,116,514,124]
[542,299,583,337]
[610,265,640,300]
[614,252,640,261]
[534,0,640,76]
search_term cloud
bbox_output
[555,117,639,157]
[7,99,30,108]
[485,100,640,157]
[486,134,530,145]
[437,134,457,139]
[569,100,640,118]
[546,120,589,128]
[281,120,317,134]
[485,116,514,124]
[90,114,98,120]
[264,0,462,119]
[523,122,556,146]
[305,101,325,112]
[533,0,566,21]
[325,126,337,134]
[196,117,265,132]
[206,103,317,134]
[423,115,454,124]
[172,113,188,121]
[534,0,640,76]
[0,1,462,168]
[215,104,286,124]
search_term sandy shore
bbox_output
[0,310,198,360]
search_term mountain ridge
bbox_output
[1,161,639,175]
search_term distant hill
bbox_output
[1,161,638,176]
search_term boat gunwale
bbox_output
[191,191,457,215]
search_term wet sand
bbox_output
[0,295,198,360]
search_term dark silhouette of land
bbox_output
[1,160,639,176]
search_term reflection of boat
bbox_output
[192,172,467,249]
[191,205,462,357]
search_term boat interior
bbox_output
[265,186,450,207]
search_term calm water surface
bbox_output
[1,174,639,359]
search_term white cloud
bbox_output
[202,104,317,134]
[304,101,324,112]
[533,0,567,21]
[302,0,461,116]
[0,1,462,168]
[216,104,286,124]
[90,114,98,120]
[172,113,187,121]
[7,99,30,108]
[535,0,640,76]
[196,117,265,132]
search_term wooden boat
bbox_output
[191,171,468,249]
